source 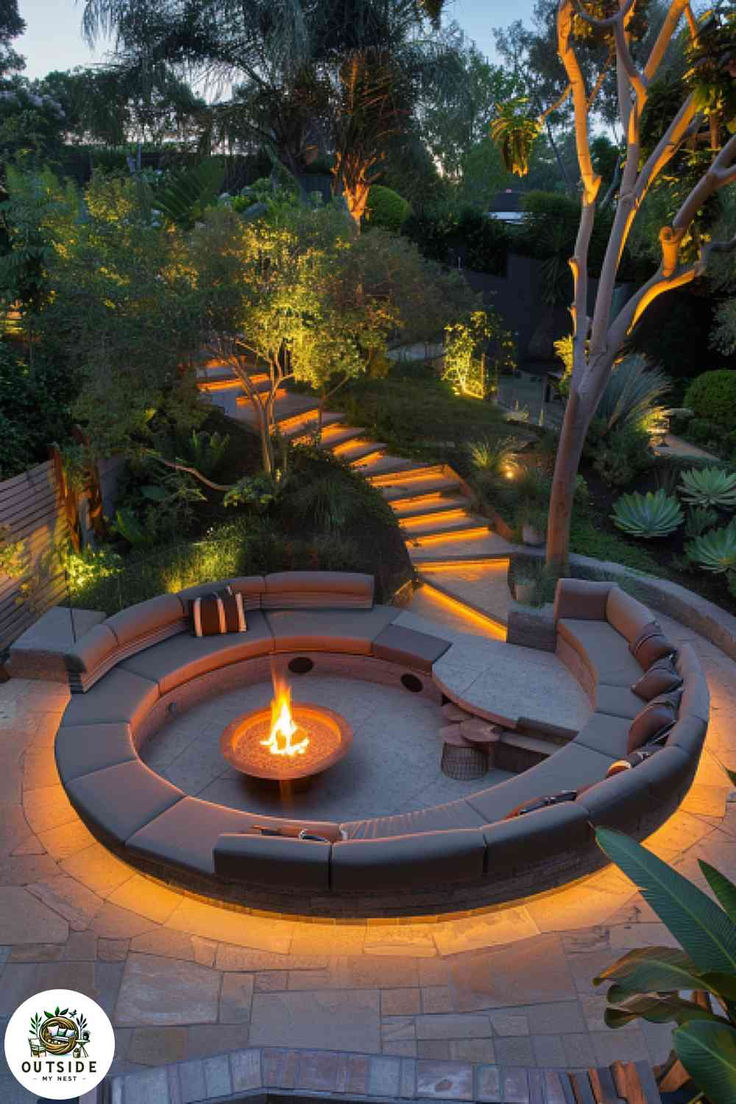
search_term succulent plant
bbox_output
[679,466,736,509]
[611,489,684,539]
[684,505,719,539]
[685,519,736,573]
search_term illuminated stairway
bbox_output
[199,363,515,636]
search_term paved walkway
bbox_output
[0,606,734,1102]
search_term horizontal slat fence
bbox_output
[0,460,69,653]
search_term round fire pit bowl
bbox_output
[220,702,353,790]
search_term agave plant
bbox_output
[594,819,736,1104]
[680,466,736,510]
[611,489,684,539]
[595,355,670,438]
[685,505,720,539]
[686,519,736,572]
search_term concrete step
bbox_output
[322,426,366,449]
[368,462,449,488]
[198,372,271,394]
[412,578,507,639]
[391,492,470,518]
[281,411,344,438]
[404,516,490,542]
[347,444,388,467]
[399,501,472,528]
[331,436,380,459]
[381,478,463,504]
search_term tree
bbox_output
[507,0,736,571]
[0,0,24,82]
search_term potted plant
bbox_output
[519,504,547,547]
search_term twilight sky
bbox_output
[16,0,537,79]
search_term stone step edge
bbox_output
[416,574,508,634]
[106,1045,606,1104]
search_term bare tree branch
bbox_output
[644,0,691,81]
[149,454,232,492]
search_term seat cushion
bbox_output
[126,797,261,875]
[61,669,159,728]
[178,576,265,611]
[575,712,632,758]
[64,624,118,675]
[341,799,485,840]
[55,723,136,784]
[554,579,612,622]
[483,802,593,876]
[331,829,486,892]
[214,833,331,890]
[557,619,643,686]
[467,743,616,823]
[605,587,653,646]
[371,624,451,672]
[105,594,186,648]
[121,611,274,695]
[595,683,647,720]
[66,760,184,844]
[263,571,374,609]
[266,605,399,655]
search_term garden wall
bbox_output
[0,456,125,655]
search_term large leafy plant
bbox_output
[680,467,736,510]
[686,520,736,573]
[595,822,736,1104]
[611,489,683,539]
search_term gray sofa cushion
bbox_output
[331,829,486,892]
[214,833,331,890]
[105,594,186,648]
[677,645,710,722]
[178,576,265,611]
[595,683,647,720]
[126,797,261,875]
[554,579,612,622]
[55,723,136,783]
[666,714,707,759]
[266,604,398,654]
[557,619,643,686]
[66,760,184,843]
[61,668,159,728]
[371,624,451,672]
[483,802,593,875]
[341,799,485,840]
[120,611,274,694]
[64,624,118,674]
[575,712,631,758]
[263,571,374,609]
[467,743,615,823]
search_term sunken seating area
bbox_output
[53,573,709,915]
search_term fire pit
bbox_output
[220,674,353,794]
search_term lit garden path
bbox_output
[0,607,733,1102]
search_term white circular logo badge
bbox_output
[4,989,115,1100]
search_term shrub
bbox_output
[679,466,736,509]
[593,424,653,487]
[611,489,684,538]
[365,185,411,232]
[684,506,719,538]
[684,370,736,430]
[685,520,736,573]
[687,417,722,446]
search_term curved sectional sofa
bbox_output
[54,572,709,916]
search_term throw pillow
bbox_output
[631,655,682,700]
[629,621,676,669]
[191,587,246,637]
[627,694,679,753]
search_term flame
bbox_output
[261,677,309,757]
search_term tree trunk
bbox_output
[545,388,591,574]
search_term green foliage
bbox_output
[584,356,668,488]
[177,429,230,480]
[404,205,511,275]
[149,160,225,229]
[685,506,720,539]
[489,98,542,176]
[686,520,736,573]
[594,828,736,1104]
[222,474,277,512]
[569,514,665,574]
[443,308,515,400]
[365,185,410,232]
[685,371,736,431]
[680,467,736,510]
[611,489,684,539]
[0,524,25,577]
[593,425,653,489]
[467,435,522,478]
[0,343,77,480]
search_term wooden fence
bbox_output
[0,455,124,654]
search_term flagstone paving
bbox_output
[0,606,734,1102]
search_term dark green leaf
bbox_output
[701,861,736,925]
[674,1020,736,1103]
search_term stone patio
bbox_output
[0,605,734,1103]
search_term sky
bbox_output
[16,0,537,80]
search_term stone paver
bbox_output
[0,600,734,1090]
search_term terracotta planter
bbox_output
[513,580,537,604]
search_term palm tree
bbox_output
[80,0,458,221]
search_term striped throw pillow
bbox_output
[191,588,247,637]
